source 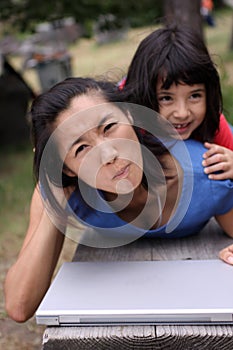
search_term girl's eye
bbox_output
[103,122,117,133]
[158,95,172,102]
[191,93,201,99]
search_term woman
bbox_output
[4,77,233,323]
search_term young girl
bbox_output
[4,77,233,323]
[120,24,233,180]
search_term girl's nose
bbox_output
[100,143,118,165]
[173,102,190,119]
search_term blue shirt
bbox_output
[68,139,233,240]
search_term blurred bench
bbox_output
[42,219,233,350]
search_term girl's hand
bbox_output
[219,244,233,265]
[202,142,233,180]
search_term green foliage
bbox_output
[0,0,163,33]
[222,83,233,125]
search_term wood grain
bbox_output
[42,219,233,349]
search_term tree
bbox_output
[163,0,204,40]
[0,0,163,34]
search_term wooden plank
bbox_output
[42,219,233,349]
[73,218,233,262]
[42,325,233,349]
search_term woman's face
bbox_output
[55,94,143,195]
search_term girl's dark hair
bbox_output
[122,24,222,142]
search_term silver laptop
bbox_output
[36,259,233,326]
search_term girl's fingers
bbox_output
[202,154,227,167]
[203,144,225,159]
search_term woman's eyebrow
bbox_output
[70,136,84,149]
[69,113,114,149]
[97,113,114,127]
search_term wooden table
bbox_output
[42,219,233,349]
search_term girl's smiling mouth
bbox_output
[173,122,191,134]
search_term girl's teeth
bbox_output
[175,124,188,129]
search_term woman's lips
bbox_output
[113,165,130,180]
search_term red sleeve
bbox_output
[118,76,126,90]
[214,114,233,150]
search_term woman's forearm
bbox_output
[4,188,65,322]
[215,207,233,238]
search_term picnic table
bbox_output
[41,218,233,349]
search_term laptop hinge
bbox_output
[59,315,81,324]
[36,316,59,325]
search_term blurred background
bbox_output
[1,0,233,348]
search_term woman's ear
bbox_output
[63,165,76,177]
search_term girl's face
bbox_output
[55,94,143,195]
[156,81,206,139]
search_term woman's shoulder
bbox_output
[171,139,233,201]
[171,139,206,173]
[181,140,233,212]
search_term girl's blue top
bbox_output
[68,139,233,239]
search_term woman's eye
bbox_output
[104,122,117,133]
[75,144,87,156]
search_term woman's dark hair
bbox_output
[30,76,172,224]
[122,23,222,142]
[30,76,169,190]
[30,77,127,221]
[30,77,121,187]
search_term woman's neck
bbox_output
[103,183,162,229]
[104,183,148,214]
[102,153,182,230]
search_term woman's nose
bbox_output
[100,143,118,165]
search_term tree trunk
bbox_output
[163,0,204,40]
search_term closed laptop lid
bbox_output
[36,259,233,326]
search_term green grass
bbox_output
[219,85,233,124]
[205,8,233,124]
[0,145,34,250]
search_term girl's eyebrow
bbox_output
[190,88,205,92]
[69,113,114,149]
[157,89,173,95]
[157,87,205,93]
[157,90,172,93]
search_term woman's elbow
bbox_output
[215,212,233,238]
[4,297,34,323]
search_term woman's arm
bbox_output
[4,186,65,322]
[215,207,233,239]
